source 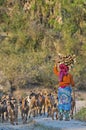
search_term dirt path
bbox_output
[75,100,86,112]
[0,117,86,130]
[34,116,86,130]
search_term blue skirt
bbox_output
[58,86,72,111]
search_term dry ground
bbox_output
[13,87,86,101]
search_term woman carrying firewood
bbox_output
[53,55,75,121]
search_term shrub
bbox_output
[75,107,86,121]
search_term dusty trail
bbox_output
[35,116,86,130]
[0,117,86,130]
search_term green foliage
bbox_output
[0,0,6,6]
[0,0,86,90]
[75,107,86,121]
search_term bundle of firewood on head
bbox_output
[55,53,76,69]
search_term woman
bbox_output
[54,63,75,120]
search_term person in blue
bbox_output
[54,63,75,120]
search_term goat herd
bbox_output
[0,91,75,125]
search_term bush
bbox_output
[0,0,6,6]
[75,107,86,121]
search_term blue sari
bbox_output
[58,86,72,111]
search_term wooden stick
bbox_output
[73,88,77,115]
